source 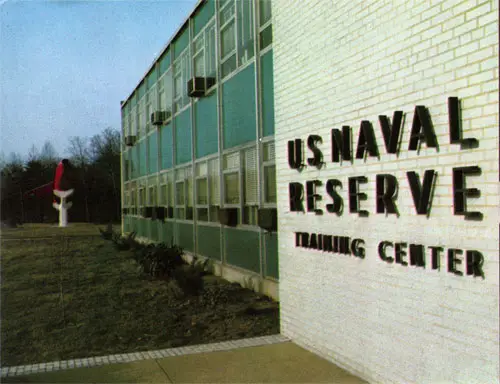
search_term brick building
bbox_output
[272,0,499,383]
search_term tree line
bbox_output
[1,128,121,225]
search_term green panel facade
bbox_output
[261,50,275,137]
[160,123,173,170]
[176,222,194,252]
[224,228,260,273]
[147,219,159,241]
[175,109,192,165]
[138,81,146,99]
[159,221,175,244]
[159,49,171,75]
[264,232,278,279]
[195,92,218,158]
[148,132,158,174]
[193,0,215,36]
[222,64,257,149]
[146,67,157,89]
[196,224,221,260]
[173,26,189,58]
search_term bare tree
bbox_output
[27,145,40,163]
[67,136,91,221]
[40,141,59,166]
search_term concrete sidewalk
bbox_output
[2,336,366,383]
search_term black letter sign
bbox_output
[376,174,398,215]
[407,170,437,215]
[288,139,303,170]
[307,135,324,169]
[448,97,478,148]
[452,166,482,220]
[289,182,304,212]
[331,126,352,163]
[348,176,368,216]
[326,179,343,215]
[306,180,322,214]
[408,106,438,150]
[379,111,404,154]
[356,120,380,159]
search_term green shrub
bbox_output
[98,223,114,240]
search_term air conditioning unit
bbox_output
[258,208,277,232]
[151,111,165,125]
[125,135,136,147]
[187,77,216,98]
[218,208,238,227]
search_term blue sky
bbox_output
[0,0,197,160]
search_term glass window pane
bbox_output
[221,21,236,58]
[238,0,254,66]
[206,25,216,78]
[194,54,205,77]
[259,0,272,26]
[263,141,275,162]
[224,173,239,204]
[164,70,173,113]
[194,37,204,54]
[221,55,237,78]
[220,1,234,25]
[176,182,185,205]
[197,178,208,204]
[162,184,167,205]
[264,165,276,203]
[259,24,272,50]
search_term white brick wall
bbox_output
[272,0,499,383]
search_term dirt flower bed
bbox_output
[1,224,279,366]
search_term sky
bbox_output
[0,0,197,161]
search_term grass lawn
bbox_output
[1,223,279,367]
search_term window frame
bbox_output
[261,139,277,207]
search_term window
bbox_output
[219,0,236,79]
[262,141,276,203]
[259,0,271,26]
[243,146,258,225]
[258,0,272,51]
[175,167,193,220]
[138,99,146,138]
[160,172,174,218]
[131,105,137,137]
[173,50,190,113]
[139,187,146,208]
[131,183,137,215]
[195,162,209,221]
[193,22,216,81]
[237,0,255,65]
[219,0,255,79]
[223,152,240,205]
[148,176,157,206]
[159,69,173,115]
[208,158,220,222]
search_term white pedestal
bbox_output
[53,189,74,228]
